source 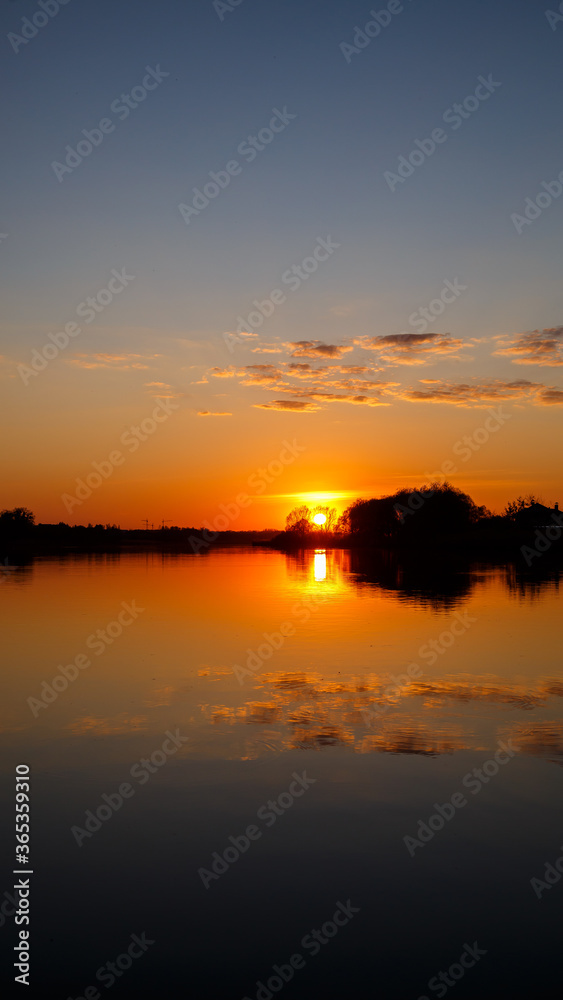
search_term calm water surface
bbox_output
[1,549,562,998]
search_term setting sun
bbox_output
[313,513,327,526]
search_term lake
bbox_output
[1,548,562,998]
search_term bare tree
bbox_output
[311,505,339,531]
[503,495,542,520]
[286,505,313,533]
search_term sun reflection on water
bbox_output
[314,550,327,582]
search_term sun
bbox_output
[312,513,327,526]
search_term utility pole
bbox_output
[160,519,172,530]
[142,519,149,530]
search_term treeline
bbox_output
[0,508,277,553]
[2,485,561,560]
[275,483,562,557]
[341,482,488,543]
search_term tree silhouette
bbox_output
[0,507,35,538]
[503,495,543,520]
[286,505,313,533]
[286,504,339,534]
[341,483,486,543]
[0,507,35,527]
[310,505,339,531]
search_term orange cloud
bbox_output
[288,340,353,359]
[494,327,563,366]
[354,333,468,365]
[253,400,321,412]
[144,381,183,399]
[394,377,563,406]
[197,410,232,416]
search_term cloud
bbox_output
[393,377,563,406]
[250,344,285,354]
[538,388,563,404]
[286,362,381,380]
[144,381,183,399]
[204,359,563,412]
[204,362,396,410]
[494,327,563,366]
[209,367,236,378]
[239,364,286,387]
[337,364,382,375]
[197,410,233,417]
[299,391,388,406]
[354,333,468,365]
[288,340,354,360]
[253,400,322,412]
[304,378,396,391]
[65,353,161,370]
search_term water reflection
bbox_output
[313,549,327,582]
[284,547,350,597]
[348,549,475,609]
[503,720,563,766]
[196,549,563,764]
[2,547,562,998]
[201,668,563,761]
[503,562,562,601]
[3,548,563,771]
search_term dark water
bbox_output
[1,549,562,998]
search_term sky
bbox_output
[1,0,563,528]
